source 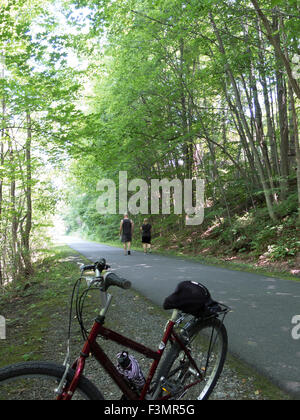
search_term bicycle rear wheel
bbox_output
[0,361,104,400]
[156,317,228,400]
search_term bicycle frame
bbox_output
[58,310,203,401]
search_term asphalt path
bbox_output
[63,236,300,398]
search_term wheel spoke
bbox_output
[156,318,227,400]
[0,362,104,400]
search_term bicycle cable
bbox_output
[61,277,82,367]
[77,285,100,341]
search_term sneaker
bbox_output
[128,251,131,255]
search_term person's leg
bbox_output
[143,243,147,253]
[127,241,131,255]
[147,243,151,253]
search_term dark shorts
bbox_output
[142,236,151,244]
[122,234,132,243]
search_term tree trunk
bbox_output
[179,39,193,180]
[289,90,300,221]
[272,15,289,200]
[251,0,300,99]
[207,141,232,227]
[210,14,277,222]
[9,141,19,279]
[21,112,33,277]
[0,67,5,285]
[0,118,4,286]
[288,84,296,169]
[296,132,300,223]
[246,67,277,201]
[222,83,259,186]
[256,20,280,178]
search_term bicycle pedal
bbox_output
[161,386,171,396]
[160,380,177,396]
[161,384,185,399]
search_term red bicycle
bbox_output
[0,258,229,400]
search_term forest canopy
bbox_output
[1,0,300,284]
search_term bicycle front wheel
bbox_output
[157,317,228,400]
[0,361,104,400]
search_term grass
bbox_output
[0,245,83,368]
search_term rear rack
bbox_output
[192,302,231,323]
[216,303,231,315]
[205,302,231,319]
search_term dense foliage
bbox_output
[1,0,300,284]
[0,0,84,283]
[64,0,300,264]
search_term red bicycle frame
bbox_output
[59,313,203,401]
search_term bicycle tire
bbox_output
[155,317,228,400]
[0,361,104,400]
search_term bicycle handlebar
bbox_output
[81,258,110,273]
[80,258,131,291]
[103,272,131,291]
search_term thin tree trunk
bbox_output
[0,62,5,285]
[256,20,280,178]
[207,141,232,227]
[273,15,289,200]
[22,112,33,277]
[222,83,259,185]
[282,24,297,173]
[288,84,296,169]
[245,68,277,201]
[210,14,277,222]
[9,140,18,279]
[0,121,4,285]
[289,90,300,221]
[251,0,300,98]
[296,133,300,223]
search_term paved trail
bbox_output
[63,236,300,398]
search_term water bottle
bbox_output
[116,351,146,392]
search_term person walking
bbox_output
[120,214,134,255]
[141,218,152,254]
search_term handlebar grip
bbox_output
[103,272,131,291]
